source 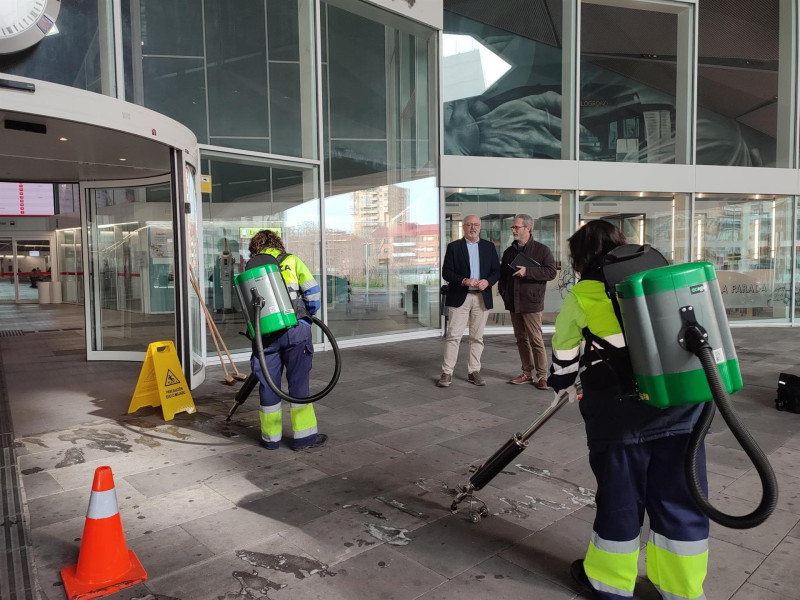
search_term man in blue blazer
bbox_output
[437,215,501,387]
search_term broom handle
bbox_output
[189,265,244,375]
[188,270,230,378]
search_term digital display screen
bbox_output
[0,182,56,216]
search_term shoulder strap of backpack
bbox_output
[601,244,669,335]
[245,251,290,271]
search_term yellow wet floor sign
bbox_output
[128,341,196,421]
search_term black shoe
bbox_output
[570,559,593,594]
[294,433,328,451]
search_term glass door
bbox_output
[83,177,176,358]
[0,237,53,303]
[56,228,84,304]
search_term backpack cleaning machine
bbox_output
[224,262,341,420]
[451,252,777,529]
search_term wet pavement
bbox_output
[4,309,800,600]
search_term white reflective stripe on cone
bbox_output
[86,489,119,519]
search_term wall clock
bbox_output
[0,0,61,55]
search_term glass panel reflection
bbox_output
[87,184,176,352]
[122,0,316,158]
[696,194,792,322]
[200,153,320,357]
[577,191,690,265]
[0,1,113,95]
[56,229,84,305]
[442,188,563,326]
[697,0,783,167]
[580,4,678,163]
[322,0,438,340]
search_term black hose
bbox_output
[685,346,778,529]
[253,293,341,405]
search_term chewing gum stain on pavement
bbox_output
[18,437,48,448]
[55,447,85,468]
[497,495,570,518]
[516,463,596,506]
[343,538,377,548]
[365,524,411,546]
[41,422,201,469]
[134,435,161,448]
[236,550,336,579]
[342,503,387,519]
[415,477,456,497]
[375,496,426,519]
[58,427,133,453]
[232,570,286,595]
[126,418,191,440]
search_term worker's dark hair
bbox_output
[248,229,285,256]
[568,219,627,276]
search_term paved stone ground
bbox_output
[7,324,800,600]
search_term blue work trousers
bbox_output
[585,434,709,599]
[250,323,317,449]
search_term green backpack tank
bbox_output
[615,261,742,408]
[234,263,298,337]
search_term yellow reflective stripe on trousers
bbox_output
[86,489,119,519]
[585,531,639,597]
[647,531,708,600]
[290,403,317,439]
[259,404,282,442]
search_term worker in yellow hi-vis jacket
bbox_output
[548,220,707,600]
[246,229,327,451]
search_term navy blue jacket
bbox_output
[442,238,501,309]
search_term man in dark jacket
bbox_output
[499,213,557,389]
[437,215,501,387]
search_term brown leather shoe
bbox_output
[509,373,533,385]
[534,378,549,390]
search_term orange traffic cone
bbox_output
[60,466,147,600]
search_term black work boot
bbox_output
[570,559,595,596]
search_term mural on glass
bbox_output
[442,0,778,167]
[442,4,564,158]
[697,0,783,168]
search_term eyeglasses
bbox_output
[510,225,527,230]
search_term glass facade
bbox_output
[3,0,800,373]
[578,192,692,264]
[199,152,320,355]
[121,0,317,158]
[85,182,176,352]
[322,0,438,339]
